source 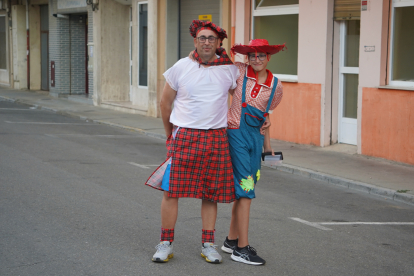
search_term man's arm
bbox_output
[228,88,235,96]
[160,82,177,137]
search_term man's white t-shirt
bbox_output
[163,57,239,129]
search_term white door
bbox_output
[338,20,360,145]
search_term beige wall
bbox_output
[29,5,41,90]
[12,5,27,89]
[93,0,130,103]
[147,0,159,117]
[297,0,334,147]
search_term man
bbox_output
[145,20,238,264]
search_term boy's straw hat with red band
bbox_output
[231,39,286,56]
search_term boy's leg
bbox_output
[235,197,252,248]
[228,200,239,240]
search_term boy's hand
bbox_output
[188,50,195,61]
[260,118,271,135]
[263,148,274,155]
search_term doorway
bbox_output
[338,20,360,145]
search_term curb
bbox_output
[263,163,414,206]
[2,94,413,207]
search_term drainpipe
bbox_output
[26,0,30,89]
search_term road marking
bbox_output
[289,217,333,231]
[0,108,39,111]
[319,222,414,225]
[129,162,150,169]
[5,121,94,125]
[290,217,414,231]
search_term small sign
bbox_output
[364,46,375,52]
[198,14,212,22]
[362,0,368,11]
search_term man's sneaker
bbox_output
[221,236,238,254]
[231,245,266,265]
[152,241,173,263]
[201,243,222,263]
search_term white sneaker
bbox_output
[152,241,173,262]
[201,243,222,263]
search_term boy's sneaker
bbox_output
[152,241,173,263]
[221,236,238,254]
[231,245,266,265]
[201,243,222,263]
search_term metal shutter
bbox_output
[179,0,221,58]
[334,0,361,20]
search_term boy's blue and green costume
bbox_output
[227,74,278,199]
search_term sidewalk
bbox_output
[1,87,413,206]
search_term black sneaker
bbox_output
[231,245,266,265]
[221,236,238,254]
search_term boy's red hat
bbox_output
[231,39,286,56]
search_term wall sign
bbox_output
[361,0,368,11]
[57,0,87,13]
[198,14,212,22]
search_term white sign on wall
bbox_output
[57,0,87,13]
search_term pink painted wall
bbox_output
[269,82,321,146]
[362,87,414,165]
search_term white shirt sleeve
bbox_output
[229,65,240,90]
[163,59,187,91]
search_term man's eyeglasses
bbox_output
[248,53,267,61]
[197,36,219,43]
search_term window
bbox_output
[252,0,298,81]
[0,16,7,70]
[138,2,148,87]
[389,0,414,86]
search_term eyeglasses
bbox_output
[197,36,219,43]
[248,54,267,61]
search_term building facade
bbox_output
[1,0,413,166]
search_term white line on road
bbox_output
[5,121,94,125]
[290,217,414,231]
[319,222,414,225]
[289,217,332,231]
[128,162,150,169]
[0,108,39,111]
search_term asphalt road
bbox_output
[1,99,413,276]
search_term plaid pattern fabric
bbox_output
[189,20,227,41]
[193,47,233,67]
[202,229,215,243]
[171,128,235,203]
[145,128,235,203]
[160,228,174,242]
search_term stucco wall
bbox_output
[100,0,130,102]
[29,5,41,90]
[12,5,27,89]
[270,82,321,146]
[361,87,414,165]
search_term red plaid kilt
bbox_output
[145,128,235,203]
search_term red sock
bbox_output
[202,229,215,244]
[160,227,174,242]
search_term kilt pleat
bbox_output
[145,128,235,203]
